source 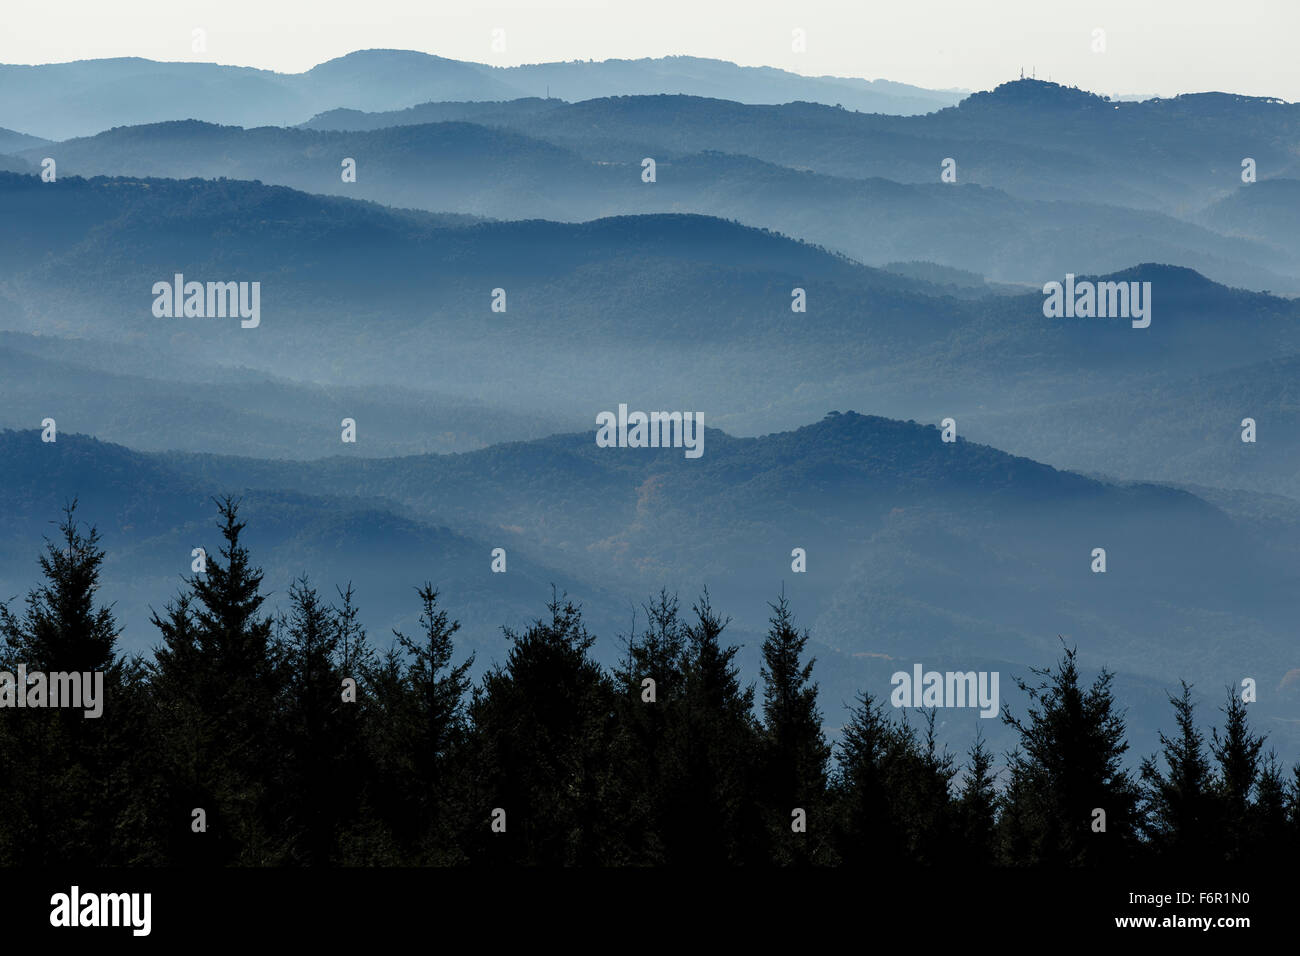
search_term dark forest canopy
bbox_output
[0,498,1295,866]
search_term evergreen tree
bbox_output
[1210,689,1265,862]
[830,690,911,865]
[955,728,998,865]
[0,501,142,865]
[998,643,1140,865]
[334,583,377,682]
[147,496,283,865]
[613,590,689,864]
[141,592,206,864]
[391,583,474,862]
[893,709,959,865]
[995,746,1035,865]
[757,592,830,864]
[329,583,391,864]
[1139,681,1218,863]
[1248,750,1290,865]
[664,590,765,864]
[0,501,121,674]
[277,576,351,864]
[466,591,629,865]
[348,643,415,864]
[394,584,473,781]
[615,590,688,703]
[833,693,962,867]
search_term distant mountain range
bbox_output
[3,55,1299,771]
[4,172,1300,497]
[0,51,963,140]
[298,80,1300,211]
[22,81,1300,290]
[2,413,1296,763]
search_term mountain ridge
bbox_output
[0,51,963,139]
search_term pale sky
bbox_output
[3,0,1296,101]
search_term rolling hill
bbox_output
[0,51,962,140]
[28,111,1297,290]
[2,414,1296,761]
[4,172,1300,497]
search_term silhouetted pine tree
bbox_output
[998,643,1140,865]
[995,746,1035,865]
[0,503,121,674]
[662,590,765,864]
[1210,689,1264,863]
[1249,750,1290,866]
[277,576,353,864]
[757,593,830,864]
[1139,681,1218,863]
[466,591,629,865]
[0,501,143,865]
[832,692,962,866]
[392,583,474,863]
[955,728,998,865]
[140,593,203,864]
[348,643,415,864]
[891,710,959,865]
[613,590,689,864]
[328,583,394,864]
[147,496,283,864]
[830,690,912,864]
[335,583,377,682]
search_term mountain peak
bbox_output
[308,49,455,70]
[959,77,1110,112]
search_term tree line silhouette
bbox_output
[1,497,1296,867]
